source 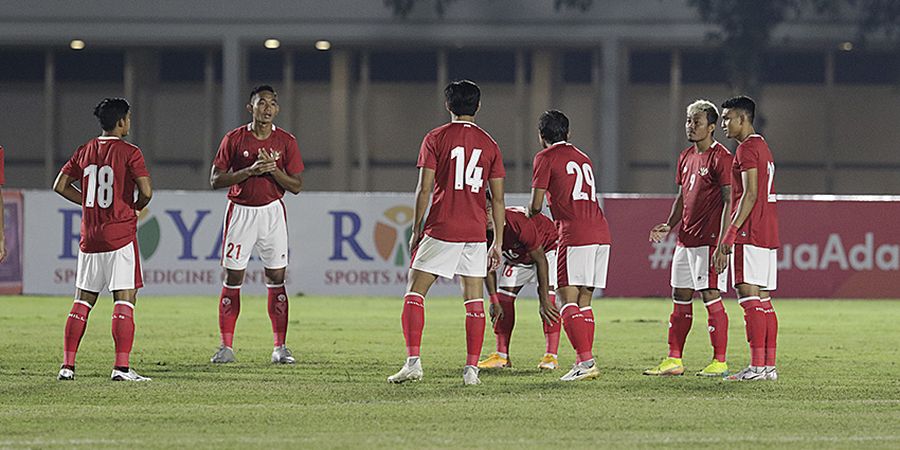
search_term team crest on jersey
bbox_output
[699,167,709,176]
[243,150,250,157]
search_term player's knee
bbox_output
[225,269,245,286]
[264,269,285,285]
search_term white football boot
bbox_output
[271,345,296,364]
[724,366,767,381]
[462,365,481,386]
[57,367,75,381]
[763,366,778,381]
[559,361,601,381]
[111,368,151,382]
[388,358,423,383]
[210,345,236,363]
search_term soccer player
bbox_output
[388,80,506,386]
[0,145,6,263]
[478,205,562,370]
[644,100,733,377]
[529,110,610,382]
[209,85,304,365]
[53,98,153,381]
[715,96,779,381]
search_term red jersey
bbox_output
[213,124,304,206]
[502,208,558,266]
[531,142,610,246]
[418,121,505,243]
[0,146,5,185]
[731,135,779,249]
[61,136,150,253]
[676,141,732,247]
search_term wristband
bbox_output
[489,293,500,305]
[722,225,739,247]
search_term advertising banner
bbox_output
[21,191,900,298]
[0,190,23,294]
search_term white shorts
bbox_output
[730,244,777,290]
[557,243,610,289]
[671,245,727,292]
[76,241,143,293]
[410,234,487,279]
[498,249,557,288]
[221,200,289,270]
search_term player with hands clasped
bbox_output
[209,85,304,365]
[54,98,153,382]
[716,96,780,381]
[388,80,506,386]
[644,100,733,377]
[529,110,611,382]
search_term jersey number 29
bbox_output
[83,164,114,208]
[566,161,596,202]
[450,146,484,193]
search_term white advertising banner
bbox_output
[24,191,532,297]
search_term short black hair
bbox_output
[444,80,480,116]
[93,98,130,131]
[538,110,569,144]
[721,95,755,124]
[249,85,277,102]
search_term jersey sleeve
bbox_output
[0,146,5,185]
[487,143,505,179]
[715,150,733,186]
[416,133,437,170]
[127,147,150,179]
[675,152,685,186]
[531,152,551,189]
[283,136,304,175]
[60,147,84,179]
[212,134,233,172]
[736,142,759,172]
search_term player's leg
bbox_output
[697,288,729,377]
[108,241,150,381]
[214,203,254,362]
[539,249,561,369]
[726,245,769,381]
[59,287,99,380]
[460,274,486,385]
[479,282,521,369]
[388,268,437,383]
[556,244,591,376]
[644,287,692,376]
[265,267,294,364]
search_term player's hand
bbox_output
[487,244,502,272]
[0,238,6,263]
[257,148,279,163]
[247,158,277,176]
[539,297,560,325]
[488,302,504,325]
[714,245,729,274]
[408,230,422,255]
[649,223,671,242]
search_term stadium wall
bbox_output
[6,190,899,299]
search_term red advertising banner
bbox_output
[0,189,23,294]
[603,195,900,299]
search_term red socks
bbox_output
[704,298,729,363]
[762,297,778,366]
[401,293,425,357]
[218,284,241,348]
[464,299,486,366]
[581,306,595,358]
[111,301,135,368]
[667,301,693,359]
[739,296,767,367]
[543,292,560,355]
[267,284,289,347]
[493,291,516,355]
[63,300,93,367]
[561,303,592,363]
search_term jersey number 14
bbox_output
[450,146,484,193]
[83,164,114,208]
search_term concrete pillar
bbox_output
[43,50,56,184]
[824,51,835,193]
[668,49,683,187]
[202,50,216,187]
[222,36,245,132]
[598,39,623,192]
[281,50,295,136]
[529,50,557,132]
[330,49,352,190]
[355,50,371,191]
[436,49,448,123]
[513,49,529,192]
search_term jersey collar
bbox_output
[246,123,277,132]
[97,136,120,140]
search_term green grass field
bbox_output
[0,295,898,449]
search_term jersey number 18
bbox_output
[83,164,114,208]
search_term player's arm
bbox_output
[0,186,5,262]
[485,267,503,324]
[134,176,153,211]
[52,171,83,206]
[527,187,546,218]
[488,178,505,271]
[408,167,435,253]
[262,149,303,194]
[721,169,757,252]
[650,187,683,242]
[209,158,276,190]
[529,246,559,324]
